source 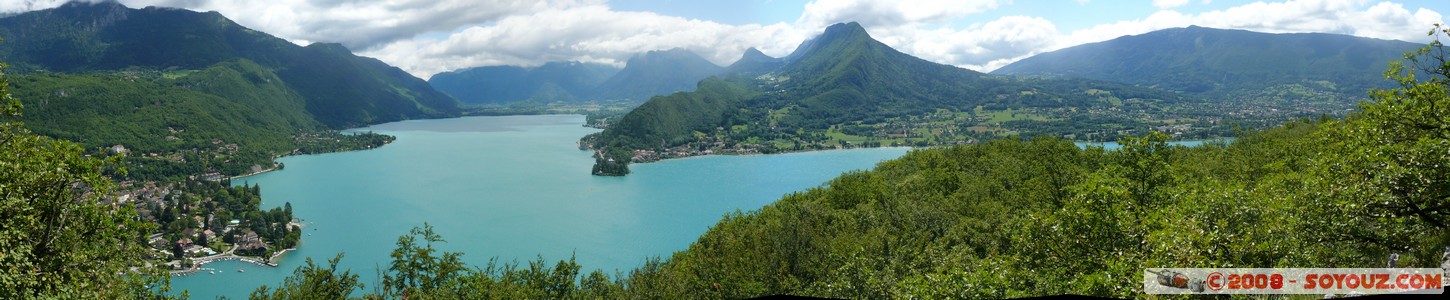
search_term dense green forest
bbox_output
[1,59,178,299]
[243,27,1450,298]
[7,64,395,181]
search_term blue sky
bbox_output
[7,0,1445,77]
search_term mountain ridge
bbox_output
[992,25,1422,98]
[0,1,461,128]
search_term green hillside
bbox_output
[0,1,460,128]
[992,26,1422,99]
[586,22,1193,175]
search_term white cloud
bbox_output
[116,0,575,51]
[363,4,808,78]
[795,0,1001,30]
[0,0,74,14]
[1154,0,1190,9]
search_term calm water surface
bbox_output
[170,115,909,298]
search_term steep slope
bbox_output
[593,48,726,101]
[428,62,619,105]
[764,22,1002,127]
[0,1,460,128]
[992,26,1422,97]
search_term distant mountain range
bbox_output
[429,48,730,105]
[992,26,1421,98]
[0,1,460,156]
[428,61,620,105]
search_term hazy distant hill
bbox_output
[592,48,726,102]
[429,48,726,105]
[428,62,620,105]
[992,26,1422,98]
[724,47,786,75]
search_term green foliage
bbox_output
[4,65,397,180]
[249,254,362,300]
[593,76,756,151]
[381,223,467,297]
[1,58,177,299]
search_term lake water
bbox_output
[169,115,910,299]
[1074,139,1233,150]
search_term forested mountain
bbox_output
[992,26,1422,99]
[592,48,726,102]
[0,1,460,129]
[428,61,620,105]
[585,22,1192,175]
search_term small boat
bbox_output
[238,269,245,273]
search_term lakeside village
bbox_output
[93,131,393,275]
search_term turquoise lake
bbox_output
[169,115,910,299]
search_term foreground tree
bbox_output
[0,55,176,298]
[249,254,362,300]
[1305,24,1450,266]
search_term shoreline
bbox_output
[167,254,281,276]
[229,166,279,181]
[609,137,1237,166]
[168,222,306,276]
